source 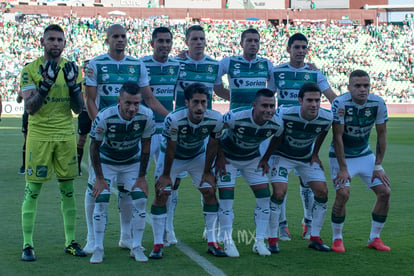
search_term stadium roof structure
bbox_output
[364,4,414,11]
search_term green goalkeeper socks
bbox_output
[22,182,42,248]
[59,180,77,246]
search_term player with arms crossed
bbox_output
[260,82,333,252]
[216,88,283,257]
[149,83,225,259]
[88,81,155,263]
[268,32,337,240]
[329,69,391,253]
[20,24,86,261]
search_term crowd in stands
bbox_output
[1,13,413,103]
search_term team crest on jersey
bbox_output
[304,73,310,81]
[315,127,322,133]
[168,66,175,75]
[133,122,141,131]
[338,108,345,117]
[207,65,213,73]
[258,62,264,70]
[87,68,94,78]
[128,66,136,74]
[364,108,372,117]
[265,130,273,137]
[201,127,209,134]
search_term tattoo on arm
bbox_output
[25,92,46,115]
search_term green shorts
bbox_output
[26,136,78,182]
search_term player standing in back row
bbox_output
[268,32,337,240]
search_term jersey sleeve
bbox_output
[331,98,345,124]
[84,59,97,87]
[316,70,331,92]
[212,113,224,139]
[162,114,178,141]
[267,69,276,92]
[20,64,36,93]
[89,112,106,142]
[375,97,388,124]
[273,112,284,137]
[142,112,156,139]
[223,109,235,130]
[138,60,150,87]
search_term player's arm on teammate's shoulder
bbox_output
[213,83,230,101]
[372,122,390,187]
[85,85,98,120]
[140,85,169,117]
[323,88,337,103]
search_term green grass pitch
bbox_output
[0,116,413,275]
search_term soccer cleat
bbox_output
[65,241,87,257]
[279,226,292,241]
[331,239,345,253]
[302,218,312,240]
[367,238,390,251]
[83,240,95,254]
[207,242,227,257]
[90,248,104,264]
[130,247,148,262]
[118,239,132,250]
[308,236,330,252]
[224,240,239,257]
[18,166,25,175]
[21,245,36,262]
[164,231,178,246]
[267,238,280,254]
[253,240,271,256]
[149,244,164,259]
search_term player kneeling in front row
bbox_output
[150,83,226,259]
[329,69,391,253]
[215,89,284,257]
[88,81,155,264]
[260,82,333,252]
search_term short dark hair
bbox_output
[288,33,308,48]
[152,27,172,41]
[44,24,64,35]
[349,69,370,82]
[241,28,260,42]
[255,88,275,102]
[185,25,204,40]
[120,81,140,96]
[298,82,321,99]
[184,83,209,101]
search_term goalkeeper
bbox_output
[19,24,86,262]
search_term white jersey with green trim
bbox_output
[275,105,333,161]
[85,53,150,111]
[140,55,180,134]
[329,92,388,159]
[174,54,221,109]
[218,55,273,109]
[161,108,224,160]
[269,63,330,107]
[89,104,155,165]
[220,107,283,161]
